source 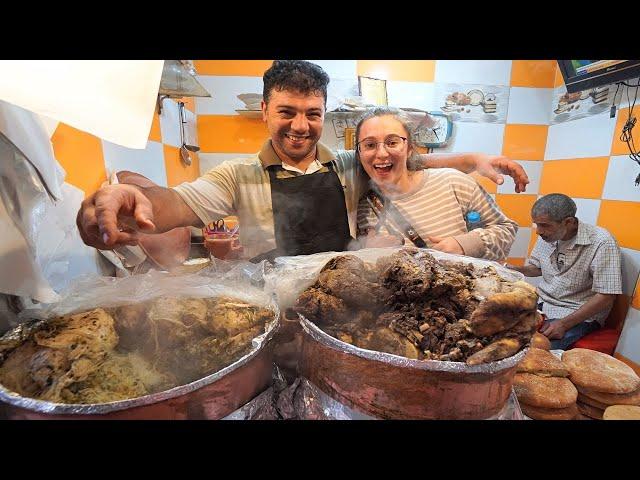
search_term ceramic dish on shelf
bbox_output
[467,89,485,106]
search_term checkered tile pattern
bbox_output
[51,97,200,195]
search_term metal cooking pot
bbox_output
[299,315,526,420]
[0,313,279,420]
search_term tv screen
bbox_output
[558,60,640,93]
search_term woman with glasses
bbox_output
[355,107,517,261]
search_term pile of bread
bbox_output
[513,334,640,420]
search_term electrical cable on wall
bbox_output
[614,79,640,186]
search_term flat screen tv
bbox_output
[557,60,640,93]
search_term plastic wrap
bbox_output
[0,269,279,416]
[263,246,523,310]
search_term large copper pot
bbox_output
[299,316,526,420]
[0,317,278,420]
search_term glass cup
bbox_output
[205,232,241,260]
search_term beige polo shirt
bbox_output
[172,140,366,259]
[527,221,622,326]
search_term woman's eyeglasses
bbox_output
[356,135,407,154]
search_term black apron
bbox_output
[250,162,352,262]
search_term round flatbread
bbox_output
[514,373,577,408]
[530,332,551,350]
[603,405,640,420]
[577,401,604,420]
[562,349,640,394]
[520,402,578,420]
[576,385,640,406]
[517,348,569,377]
[577,393,608,410]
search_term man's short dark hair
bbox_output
[532,193,577,222]
[263,60,330,105]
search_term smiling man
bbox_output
[77,60,530,261]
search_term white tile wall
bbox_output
[621,247,640,296]
[327,78,359,112]
[506,87,553,125]
[199,152,254,175]
[498,160,543,194]
[615,306,640,364]
[573,198,602,226]
[102,140,167,187]
[37,113,59,138]
[159,98,182,148]
[508,227,532,258]
[387,81,436,112]
[545,112,617,160]
[195,76,264,115]
[440,122,504,156]
[435,60,513,86]
[602,155,640,202]
[183,107,198,148]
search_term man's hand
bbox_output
[540,320,568,340]
[474,154,530,193]
[428,236,464,255]
[77,184,156,250]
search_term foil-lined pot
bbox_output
[0,311,279,420]
[299,315,527,420]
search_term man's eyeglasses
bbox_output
[356,135,407,154]
[556,252,566,270]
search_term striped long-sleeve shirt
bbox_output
[356,168,518,261]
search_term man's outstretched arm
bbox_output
[415,152,530,193]
[77,184,201,250]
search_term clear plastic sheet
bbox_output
[0,269,280,415]
[222,365,289,420]
[263,246,523,310]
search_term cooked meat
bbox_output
[320,255,367,273]
[354,327,421,359]
[317,269,389,310]
[293,287,350,324]
[200,297,272,337]
[111,303,149,351]
[61,353,149,403]
[466,337,523,366]
[0,297,274,404]
[0,341,41,397]
[146,297,207,349]
[469,281,538,337]
[298,248,538,365]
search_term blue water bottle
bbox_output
[466,210,482,230]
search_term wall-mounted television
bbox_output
[557,60,640,93]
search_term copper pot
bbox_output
[299,316,526,420]
[0,317,278,420]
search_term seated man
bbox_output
[508,193,622,349]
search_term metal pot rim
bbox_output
[299,314,527,374]
[0,310,279,415]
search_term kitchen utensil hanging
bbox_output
[179,101,200,166]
